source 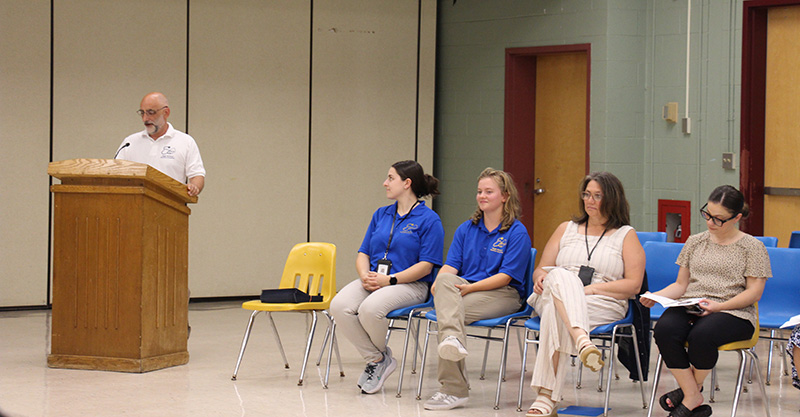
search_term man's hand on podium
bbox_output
[187,175,204,197]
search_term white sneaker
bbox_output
[424,391,469,410]
[438,335,468,361]
[358,346,392,389]
[360,348,397,394]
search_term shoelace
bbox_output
[432,392,453,402]
[364,362,377,380]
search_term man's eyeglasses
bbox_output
[581,191,603,202]
[136,106,168,117]
[699,203,736,226]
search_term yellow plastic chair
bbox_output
[231,242,343,387]
[647,304,771,417]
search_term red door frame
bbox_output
[503,44,591,239]
[741,0,800,235]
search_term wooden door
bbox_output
[505,46,589,256]
[763,6,800,246]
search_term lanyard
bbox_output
[584,222,608,262]
[383,201,419,259]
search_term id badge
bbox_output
[578,265,594,286]
[376,258,392,275]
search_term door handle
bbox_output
[533,188,546,195]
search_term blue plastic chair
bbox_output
[754,236,778,247]
[636,231,668,245]
[758,247,800,384]
[516,301,647,416]
[384,289,435,397]
[415,248,537,410]
[642,242,684,322]
[789,231,800,248]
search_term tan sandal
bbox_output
[576,334,603,372]
[526,389,558,417]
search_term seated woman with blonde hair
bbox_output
[525,172,645,416]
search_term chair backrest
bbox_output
[278,242,337,301]
[521,247,538,302]
[753,236,778,247]
[759,247,800,326]
[636,231,668,245]
[643,242,684,292]
[789,231,800,248]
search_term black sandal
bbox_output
[668,403,712,417]
[659,388,683,411]
[659,386,703,411]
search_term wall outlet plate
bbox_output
[722,152,736,170]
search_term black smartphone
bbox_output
[685,304,704,315]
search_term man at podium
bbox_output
[116,92,206,196]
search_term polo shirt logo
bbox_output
[402,223,419,233]
[161,146,176,159]
[490,237,507,253]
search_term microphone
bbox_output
[114,143,130,159]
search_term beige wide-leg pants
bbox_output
[526,268,626,402]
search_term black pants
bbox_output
[653,307,754,370]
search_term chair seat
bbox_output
[591,306,634,335]
[387,299,434,318]
[523,316,541,331]
[242,299,331,312]
[718,326,759,351]
[424,307,532,328]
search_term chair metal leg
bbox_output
[631,329,648,409]
[516,329,532,412]
[385,318,395,346]
[480,328,492,380]
[745,349,771,417]
[780,340,789,376]
[267,312,290,369]
[411,318,422,373]
[602,329,620,416]
[492,321,515,410]
[297,311,319,386]
[577,360,583,388]
[766,329,775,385]
[315,318,332,366]
[646,354,663,417]
[730,350,749,417]
[396,312,415,397]
[323,319,335,388]
[416,319,434,400]
[232,310,262,380]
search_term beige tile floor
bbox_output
[0,301,796,417]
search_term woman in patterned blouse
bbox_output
[641,185,771,417]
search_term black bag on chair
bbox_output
[259,288,322,303]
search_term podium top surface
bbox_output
[49,159,197,204]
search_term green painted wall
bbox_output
[433,0,743,247]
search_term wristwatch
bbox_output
[389,275,398,285]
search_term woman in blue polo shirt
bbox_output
[330,160,444,395]
[423,168,532,411]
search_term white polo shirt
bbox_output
[116,123,205,184]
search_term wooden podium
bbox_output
[47,159,197,372]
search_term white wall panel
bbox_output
[310,0,426,287]
[0,0,51,306]
[187,0,311,296]
[52,0,187,161]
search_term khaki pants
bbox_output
[330,279,428,363]
[432,273,522,397]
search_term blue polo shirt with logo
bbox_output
[359,200,445,283]
[444,218,532,297]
